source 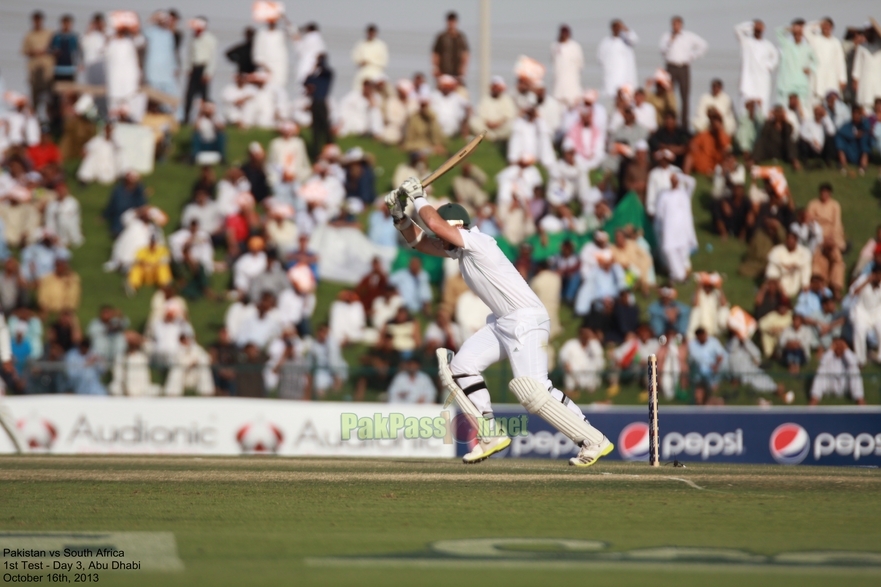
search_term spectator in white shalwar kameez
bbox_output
[765,231,812,299]
[252,18,288,89]
[548,137,600,209]
[169,220,214,275]
[43,183,83,248]
[329,290,371,346]
[2,93,40,147]
[507,101,555,168]
[645,149,681,218]
[351,24,388,91]
[693,79,737,136]
[596,20,638,98]
[221,73,258,127]
[110,334,160,396]
[77,124,124,185]
[534,83,564,139]
[655,172,697,282]
[851,27,881,112]
[336,80,383,137]
[294,23,326,89]
[164,331,214,396]
[387,357,437,403]
[809,338,865,405]
[849,266,881,366]
[735,20,779,116]
[106,26,145,120]
[805,19,847,101]
[81,13,108,86]
[551,25,584,107]
[431,75,469,137]
[266,120,311,195]
[469,76,517,141]
[564,104,607,171]
[559,326,605,395]
[726,311,786,399]
[380,79,417,145]
[239,71,277,128]
[233,236,269,296]
[105,207,165,273]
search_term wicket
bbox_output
[648,354,660,467]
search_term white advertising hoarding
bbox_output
[0,396,456,458]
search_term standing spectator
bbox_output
[164,332,214,396]
[597,19,638,98]
[559,326,605,397]
[432,11,469,85]
[293,23,326,89]
[225,27,256,75]
[660,15,707,127]
[105,14,143,119]
[851,25,881,112]
[253,12,288,89]
[143,12,178,99]
[81,13,107,85]
[805,18,846,101]
[775,19,816,108]
[305,323,347,398]
[48,14,79,131]
[21,10,53,114]
[693,79,737,136]
[110,332,160,396]
[209,327,238,396]
[44,183,83,248]
[351,24,388,90]
[687,327,727,404]
[0,259,27,312]
[389,257,432,314]
[304,53,334,160]
[735,19,778,117]
[655,173,697,283]
[734,99,763,161]
[183,17,218,125]
[64,339,107,395]
[550,239,581,304]
[806,183,846,294]
[387,357,436,403]
[37,258,81,315]
[809,338,865,405]
[551,25,584,107]
[849,266,881,366]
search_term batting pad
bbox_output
[508,376,603,446]
[436,348,484,422]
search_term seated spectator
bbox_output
[110,332,160,396]
[648,286,690,337]
[106,207,166,273]
[149,303,192,364]
[128,235,172,294]
[576,230,611,290]
[548,140,599,211]
[354,332,399,401]
[789,207,823,254]
[103,171,147,237]
[247,252,289,304]
[47,310,81,352]
[37,258,81,315]
[687,272,729,339]
[807,183,846,295]
[530,261,562,338]
[87,305,129,363]
[401,97,446,154]
[264,200,298,255]
[77,123,123,185]
[234,342,267,397]
[382,307,421,359]
[550,239,581,304]
[336,79,383,138]
[30,343,67,394]
[329,290,371,346]
[687,327,727,404]
[603,107,649,183]
[712,182,751,241]
[798,103,837,166]
[392,150,429,193]
[59,94,97,161]
[849,266,881,366]
[809,338,865,405]
[10,321,32,378]
[766,230,812,299]
[754,278,788,320]
[693,78,736,136]
[235,291,282,350]
[367,200,397,248]
[565,103,607,171]
[725,308,786,400]
[644,70,677,126]
[64,338,107,395]
[656,326,687,400]
[221,72,257,127]
[241,142,269,202]
[608,288,639,346]
[794,274,832,323]
[305,323,347,397]
[778,313,817,373]
[752,105,797,165]
[27,129,61,171]
[233,236,268,296]
[141,100,178,160]
[823,90,850,131]
[181,188,224,244]
[611,227,654,293]
[739,217,786,280]
[190,101,226,164]
[0,258,27,311]
[835,105,872,174]
[854,225,881,278]
[607,323,659,397]
[8,307,43,362]
[379,78,417,145]
[387,357,436,403]
[431,75,470,138]
[164,331,214,396]
[424,308,463,355]
[265,328,308,399]
[342,148,377,206]
[559,326,605,398]
[686,111,731,175]
[469,76,517,141]
[578,250,625,330]
[759,300,793,358]
[209,327,239,396]
[21,231,69,284]
[242,71,278,129]
[389,257,431,315]
[43,183,83,248]
[648,109,690,169]
[508,102,555,168]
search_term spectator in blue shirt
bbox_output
[304,52,334,159]
[20,231,70,284]
[794,274,830,322]
[687,327,728,404]
[389,257,432,314]
[50,15,79,80]
[835,106,873,174]
[368,204,399,248]
[648,286,691,337]
[64,338,108,395]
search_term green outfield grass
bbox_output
[60,128,881,405]
[0,456,879,586]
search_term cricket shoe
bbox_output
[568,436,614,468]
[462,436,511,464]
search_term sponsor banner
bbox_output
[455,405,881,467]
[0,396,455,458]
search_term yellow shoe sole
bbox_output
[462,437,512,464]
[570,441,615,468]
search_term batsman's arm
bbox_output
[395,216,449,258]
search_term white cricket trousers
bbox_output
[450,307,586,420]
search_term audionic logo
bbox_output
[769,423,810,465]
[617,422,650,461]
[16,417,58,450]
[236,421,284,454]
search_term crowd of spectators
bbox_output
[1,7,880,405]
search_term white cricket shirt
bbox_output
[446,227,543,318]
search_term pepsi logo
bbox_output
[16,417,58,451]
[618,422,650,461]
[236,421,284,454]
[769,423,810,465]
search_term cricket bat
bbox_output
[421,131,487,188]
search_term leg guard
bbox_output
[509,376,603,446]
[437,348,484,422]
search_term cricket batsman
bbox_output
[385,178,613,467]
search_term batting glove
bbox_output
[397,177,425,202]
[384,191,405,222]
